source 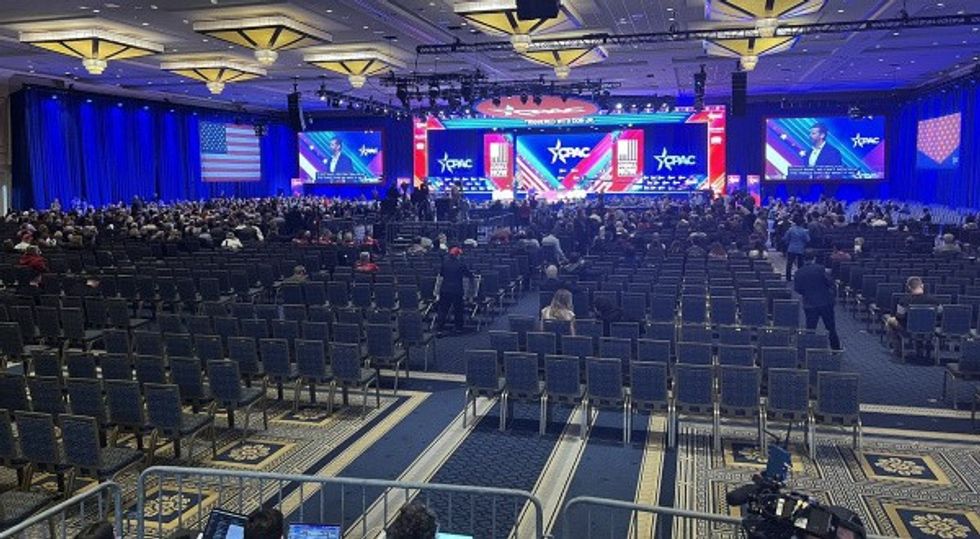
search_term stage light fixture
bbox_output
[316,81,329,101]
[194,16,332,66]
[492,96,501,106]
[520,92,529,104]
[532,94,543,105]
[396,83,410,107]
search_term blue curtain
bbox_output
[10,87,296,210]
[885,82,980,208]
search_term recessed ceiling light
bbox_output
[202,38,209,42]
[666,6,674,11]
[892,31,899,35]
[936,2,945,7]
[837,8,844,13]
[326,9,333,13]
[363,25,369,29]
[150,4,157,9]
[141,22,149,26]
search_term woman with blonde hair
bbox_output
[541,288,576,335]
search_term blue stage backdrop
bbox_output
[10,86,296,210]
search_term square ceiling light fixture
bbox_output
[193,16,332,65]
[160,58,266,94]
[304,48,407,89]
[521,41,608,79]
[454,0,581,52]
[20,28,164,75]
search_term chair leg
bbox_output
[210,422,218,458]
[539,395,547,436]
[808,418,816,461]
[499,392,508,432]
[462,390,470,428]
[712,410,721,453]
[622,401,629,445]
[293,379,302,413]
[579,400,588,440]
[262,398,268,430]
[327,382,335,416]
[375,379,381,407]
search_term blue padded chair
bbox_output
[0,410,55,527]
[164,333,194,359]
[585,357,630,444]
[718,344,755,367]
[937,304,973,362]
[241,318,270,341]
[710,296,738,326]
[133,331,164,357]
[169,356,211,410]
[811,372,861,460]
[156,314,184,335]
[67,378,108,428]
[61,413,144,494]
[598,337,632,383]
[227,336,264,385]
[134,355,167,387]
[463,350,503,428]
[501,351,543,432]
[795,331,830,365]
[294,339,332,413]
[207,360,268,433]
[66,352,98,379]
[507,315,536,350]
[100,353,132,381]
[301,321,331,344]
[489,330,519,364]
[763,368,812,456]
[542,355,585,436]
[676,342,713,366]
[610,322,641,344]
[761,346,798,375]
[718,365,764,451]
[259,338,297,401]
[104,379,150,450]
[365,324,407,394]
[27,376,65,418]
[636,339,670,363]
[30,349,63,380]
[0,373,30,413]
[629,361,669,445]
[333,322,362,346]
[739,297,768,327]
[575,319,602,344]
[680,295,707,325]
[561,334,594,362]
[62,307,102,351]
[194,334,224,364]
[942,339,980,404]
[526,331,557,367]
[283,304,308,324]
[804,348,841,388]
[103,329,131,356]
[398,310,435,371]
[14,411,66,492]
[620,293,648,323]
[144,383,216,462]
[671,363,715,449]
[330,342,379,419]
[902,306,939,363]
[303,281,328,307]
[772,299,801,329]
[717,325,753,346]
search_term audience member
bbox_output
[221,232,243,251]
[435,247,474,333]
[386,502,438,539]
[283,265,308,283]
[541,288,576,334]
[18,245,48,275]
[783,215,810,281]
[244,507,284,539]
[74,522,114,539]
[592,295,623,335]
[792,252,841,350]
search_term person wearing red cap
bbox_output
[436,246,474,333]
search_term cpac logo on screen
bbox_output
[499,105,590,118]
[653,148,697,171]
[437,152,474,174]
[548,139,591,164]
[851,133,880,148]
[358,145,379,157]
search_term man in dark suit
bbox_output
[793,252,841,349]
[328,137,354,174]
[806,123,843,167]
[436,247,475,333]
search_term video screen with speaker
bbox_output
[765,116,885,181]
[298,130,383,184]
[916,112,961,170]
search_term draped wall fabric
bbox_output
[887,82,980,208]
[10,87,296,210]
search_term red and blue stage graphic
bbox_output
[413,105,726,196]
[298,130,384,184]
[916,112,961,170]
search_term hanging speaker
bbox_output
[517,0,560,20]
[731,71,747,117]
[287,92,305,132]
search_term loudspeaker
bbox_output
[731,71,747,117]
[287,92,305,132]
[517,0,560,20]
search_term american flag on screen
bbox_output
[200,122,262,182]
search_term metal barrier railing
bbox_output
[561,496,899,539]
[135,466,544,539]
[0,481,123,539]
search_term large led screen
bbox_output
[298,130,383,184]
[765,116,885,181]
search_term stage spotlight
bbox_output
[461,80,473,103]
[316,82,329,101]
[492,96,501,106]
[614,102,623,111]
[520,92,529,104]
[560,94,569,102]
[532,94,542,106]
[395,84,410,108]
[694,64,707,112]
[428,83,440,101]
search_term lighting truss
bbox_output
[416,13,980,54]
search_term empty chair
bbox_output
[295,338,333,412]
[678,324,713,344]
[398,310,435,371]
[254,304,279,323]
[584,357,630,444]
[489,330,519,363]
[680,295,708,324]
[61,413,144,494]
[194,334,225,363]
[133,331,164,357]
[67,378,108,427]
[212,317,240,339]
[671,363,716,449]
[717,326,753,346]
[763,369,812,455]
[761,346,798,374]
[144,383,216,461]
[757,327,793,349]
[228,336,264,384]
[636,339,670,363]
[330,342,379,418]
[280,284,305,305]
[30,349,63,379]
[241,318,270,341]
[365,324,408,394]
[795,331,830,365]
[500,352,543,432]
[772,299,801,329]
[542,355,586,436]
[230,303,256,320]
[610,322,640,344]
[0,410,56,527]
[811,372,862,460]
[620,293,648,323]
[717,365,764,450]
[13,411,66,491]
[575,319,603,342]
[629,361,670,444]
[374,283,398,311]
[710,296,738,326]
[649,296,676,323]
[804,348,841,387]
[526,331,557,366]
[103,329,131,356]
[0,322,37,367]
[676,342,713,366]
[941,339,980,404]
[937,304,973,361]
[560,334,594,366]
[27,376,65,417]
[333,322,361,345]
[156,313,184,334]
[645,322,676,347]
[104,380,150,450]
[739,297,768,327]
[283,304,308,323]
[135,355,168,387]
[207,360,268,432]
[106,297,148,330]
[168,356,211,409]
[463,350,503,427]
[66,352,98,379]
[35,306,62,346]
[718,344,756,367]
[259,338,297,400]
[62,307,102,351]
[164,333,194,358]
[100,353,132,381]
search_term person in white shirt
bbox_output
[221,232,243,251]
[541,229,566,263]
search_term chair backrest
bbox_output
[330,342,362,383]
[940,304,973,336]
[27,376,65,416]
[103,329,131,355]
[144,383,185,431]
[585,357,624,402]
[465,350,499,392]
[598,337,631,361]
[560,334,593,361]
[241,318,270,340]
[15,411,60,466]
[207,360,243,404]
[164,333,194,358]
[157,313,184,334]
[676,342,713,365]
[761,346,798,373]
[674,363,714,408]
[135,355,168,386]
[718,326,752,346]
[0,410,17,462]
[508,315,536,347]
[960,339,980,372]
[489,330,519,355]
[31,349,63,379]
[766,368,810,415]
[105,379,145,427]
[0,373,30,412]
[61,307,87,341]
[295,339,327,379]
[61,414,104,470]
[544,355,581,399]
[67,378,106,422]
[333,322,361,345]
[645,322,675,344]
[636,339,670,362]
[259,338,291,378]
[804,349,841,385]
[815,372,860,418]
[630,361,668,406]
[194,334,224,362]
[396,311,424,346]
[718,344,755,367]
[757,327,793,348]
[526,331,557,357]
[678,324,713,344]
[0,322,26,357]
[710,296,738,325]
[906,306,937,334]
[772,299,801,328]
[503,352,539,395]
[66,351,98,379]
[169,356,207,400]
[718,366,761,409]
[365,324,398,358]
[228,336,261,375]
[133,331,164,356]
[796,331,830,363]
[739,297,768,326]
[610,322,640,342]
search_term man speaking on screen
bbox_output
[328,137,354,174]
[806,123,843,167]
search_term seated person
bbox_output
[540,265,575,293]
[592,295,623,335]
[354,252,379,273]
[244,507,283,539]
[283,265,308,284]
[884,276,941,354]
[541,288,576,335]
[386,502,437,539]
[934,233,962,256]
[221,232,243,251]
[75,522,114,539]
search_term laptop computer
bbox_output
[200,508,249,539]
[286,523,342,539]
